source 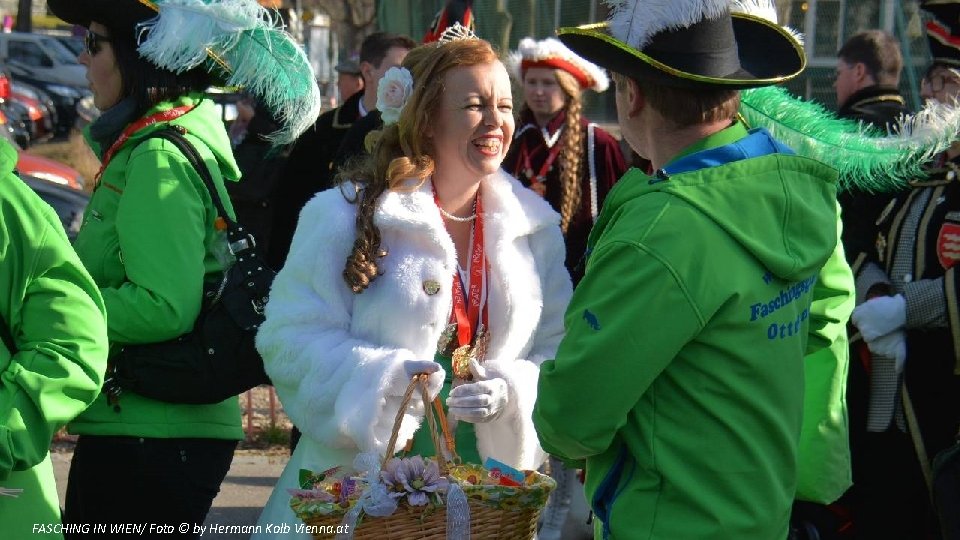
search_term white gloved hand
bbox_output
[851,294,907,341]
[446,359,509,423]
[402,360,443,401]
[865,330,908,375]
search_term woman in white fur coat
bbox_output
[253,34,572,535]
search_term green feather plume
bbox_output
[137,0,320,145]
[740,86,960,193]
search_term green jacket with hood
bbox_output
[534,123,840,539]
[69,95,243,439]
[0,137,109,538]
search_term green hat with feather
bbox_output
[48,0,320,145]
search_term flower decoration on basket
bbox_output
[381,455,448,506]
[288,455,555,522]
[376,66,413,126]
[288,376,556,538]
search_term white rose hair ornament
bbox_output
[48,0,321,145]
[377,67,414,126]
[507,37,609,92]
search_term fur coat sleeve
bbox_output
[256,189,432,456]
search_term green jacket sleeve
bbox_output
[103,144,211,344]
[0,179,109,479]
[796,213,855,503]
[534,239,703,460]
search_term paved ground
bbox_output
[52,450,289,540]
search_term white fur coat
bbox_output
[258,169,571,472]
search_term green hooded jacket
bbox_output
[69,95,243,439]
[0,137,109,538]
[534,123,841,539]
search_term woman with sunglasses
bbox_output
[47,0,319,536]
[847,3,960,538]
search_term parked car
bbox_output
[0,72,30,147]
[9,82,54,142]
[8,76,86,138]
[54,35,84,57]
[20,173,88,241]
[0,104,29,148]
[16,151,85,190]
[0,32,87,87]
[0,33,90,138]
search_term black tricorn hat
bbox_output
[557,0,805,90]
[922,0,960,69]
[47,0,158,33]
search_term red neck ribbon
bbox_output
[94,105,195,186]
[434,189,489,346]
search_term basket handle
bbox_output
[382,374,460,474]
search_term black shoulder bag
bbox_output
[105,125,272,406]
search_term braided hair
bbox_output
[554,70,584,235]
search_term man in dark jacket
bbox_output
[267,32,415,270]
[833,30,917,540]
[834,30,910,267]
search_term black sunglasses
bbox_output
[85,30,110,56]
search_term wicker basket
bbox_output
[291,374,555,539]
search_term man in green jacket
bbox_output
[0,136,109,538]
[534,1,847,538]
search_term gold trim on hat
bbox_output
[137,0,160,13]
[558,13,806,86]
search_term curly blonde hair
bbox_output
[338,39,501,293]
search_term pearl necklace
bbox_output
[438,196,478,222]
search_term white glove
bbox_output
[446,359,509,423]
[851,294,906,341]
[865,330,907,375]
[402,360,443,401]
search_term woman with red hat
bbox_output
[503,37,627,286]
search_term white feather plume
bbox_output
[729,0,804,45]
[606,0,729,49]
[137,0,263,72]
[136,0,321,144]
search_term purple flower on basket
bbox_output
[381,458,408,499]
[393,456,448,506]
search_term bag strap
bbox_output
[149,125,258,257]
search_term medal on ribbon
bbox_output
[435,187,489,382]
[452,344,475,380]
